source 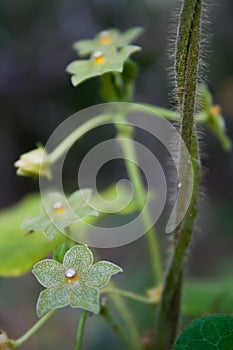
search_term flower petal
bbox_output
[84,261,123,288]
[63,245,93,273]
[68,189,98,219]
[68,189,92,209]
[21,213,49,233]
[36,284,70,317]
[44,222,60,240]
[33,259,66,287]
[69,284,100,314]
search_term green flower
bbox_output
[66,45,140,87]
[33,245,123,317]
[14,146,51,179]
[22,189,98,240]
[73,27,142,57]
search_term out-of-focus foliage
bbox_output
[0,183,143,277]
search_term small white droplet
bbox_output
[177,182,182,189]
[93,51,103,59]
[100,31,110,37]
[65,268,76,279]
[53,201,63,210]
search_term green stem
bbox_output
[101,306,135,350]
[10,310,56,348]
[101,287,155,305]
[156,0,203,348]
[128,103,207,123]
[115,120,162,285]
[49,114,112,164]
[74,310,88,350]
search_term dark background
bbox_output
[0,0,233,349]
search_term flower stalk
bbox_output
[74,311,88,350]
[10,310,56,348]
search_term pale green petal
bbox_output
[117,45,141,61]
[36,284,70,317]
[68,189,92,210]
[72,27,142,57]
[69,284,100,314]
[73,206,98,220]
[68,189,98,219]
[73,39,94,56]
[84,261,123,288]
[21,213,48,232]
[67,46,140,87]
[119,27,142,47]
[44,222,60,240]
[32,259,65,287]
[63,245,93,273]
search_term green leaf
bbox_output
[173,314,233,350]
[70,284,100,314]
[84,261,123,288]
[73,27,142,57]
[37,284,70,318]
[66,45,140,87]
[32,260,65,287]
[0,194,67,277]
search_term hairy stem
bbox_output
[74,310,88,350]
[156,0,203,348]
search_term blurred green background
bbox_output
[0,0,233,349]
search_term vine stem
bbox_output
[101,287,156,304]
[74,310,88,350]
[48,105,207,166]
[156,0,203,348]
[115,120,162,285]
[49,114,112,164]
[10,310,56,348]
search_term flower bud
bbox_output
[14,147,51,178]
[0,330,12,350]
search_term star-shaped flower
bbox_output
[72,27,142,57]
[33,245,123,317]
[22,189,98,240]
[66,45,140,87]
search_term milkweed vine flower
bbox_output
[33,245,123,317]
[22,189,98,240]
[14,146,51,178]
[72,27,142,57]
[66,45,140,87]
